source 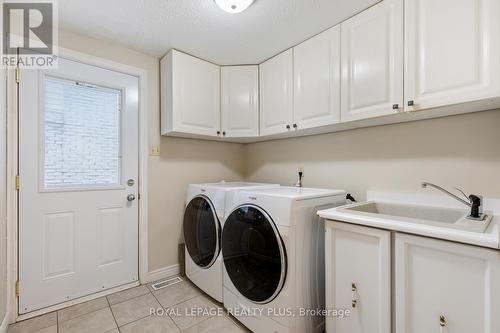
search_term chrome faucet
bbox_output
[295,168,304,188]
[421,182,485,221]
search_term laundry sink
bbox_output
[336,201,492,233]
[318,197,499,249]
[343,201,468,223]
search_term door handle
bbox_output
[127,194,136,202]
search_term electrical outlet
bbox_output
[150,145,160,156]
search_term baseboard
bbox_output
[17,282,139,322]
[0,311,10,333]
[145,264,180,283]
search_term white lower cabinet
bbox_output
[395,233,500,333]
[325,222,391,333]
[326,223,500,333]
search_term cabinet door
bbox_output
[161,50,220,137]
[325,222,391,333]
[341,0,403,122]
[395,233,500,333]
[221,66,259,137]
[293,25,341,130]
[405,0,500,111]
[259,50,294,136]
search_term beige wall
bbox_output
[148,137,244,270]
[244,110,500,200]
[1,68,7,321]
[58,30,245,272]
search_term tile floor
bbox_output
[8,277,250,333]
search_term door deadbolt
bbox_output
[127,179,135,186]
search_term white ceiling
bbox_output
[58,0,380,65]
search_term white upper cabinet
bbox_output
[221,66,259,138]
[395,233,500,333]
[259,50,294,136]
[160,0,500,142]
[405,0,500,111]
[161,50,221,137]
[293,25,341,130]
[341,0,403,122]
[326,222,391,333]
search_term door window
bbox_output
[43,77,122,189]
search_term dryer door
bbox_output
[183,195,221,268]
[222,205,286,304]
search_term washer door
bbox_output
[183,195,220,268]
[222,205,286,304]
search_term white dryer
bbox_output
[183,182,279,303]
[222,187,346,333]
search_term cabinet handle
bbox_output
[392,104,399,110]
[217,131,221,135]
[222,132,226,136]
[286,125,290,129]
[439,315,446,327]
[293,124,298,129]
[351,283,358,308]
[408,100,415,107]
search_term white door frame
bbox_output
[6,47,149,322]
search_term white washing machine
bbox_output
[222,187,346,333]
[183,182,279,303]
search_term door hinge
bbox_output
[15,67,20,84]
[15,174,20,190]
[15,280,20,297]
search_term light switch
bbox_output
[150,145,160,156]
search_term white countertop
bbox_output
[318,191,500,250]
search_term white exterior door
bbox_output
[293,25,341,130]
[19,58,139,313]
[341,0,403,121]
[325,222,391,333]
[395,233,500,333]
[404,0,500,111]
[221,66,259,138]
[259,50,294,136]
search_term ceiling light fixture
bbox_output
[214,0,255,14]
